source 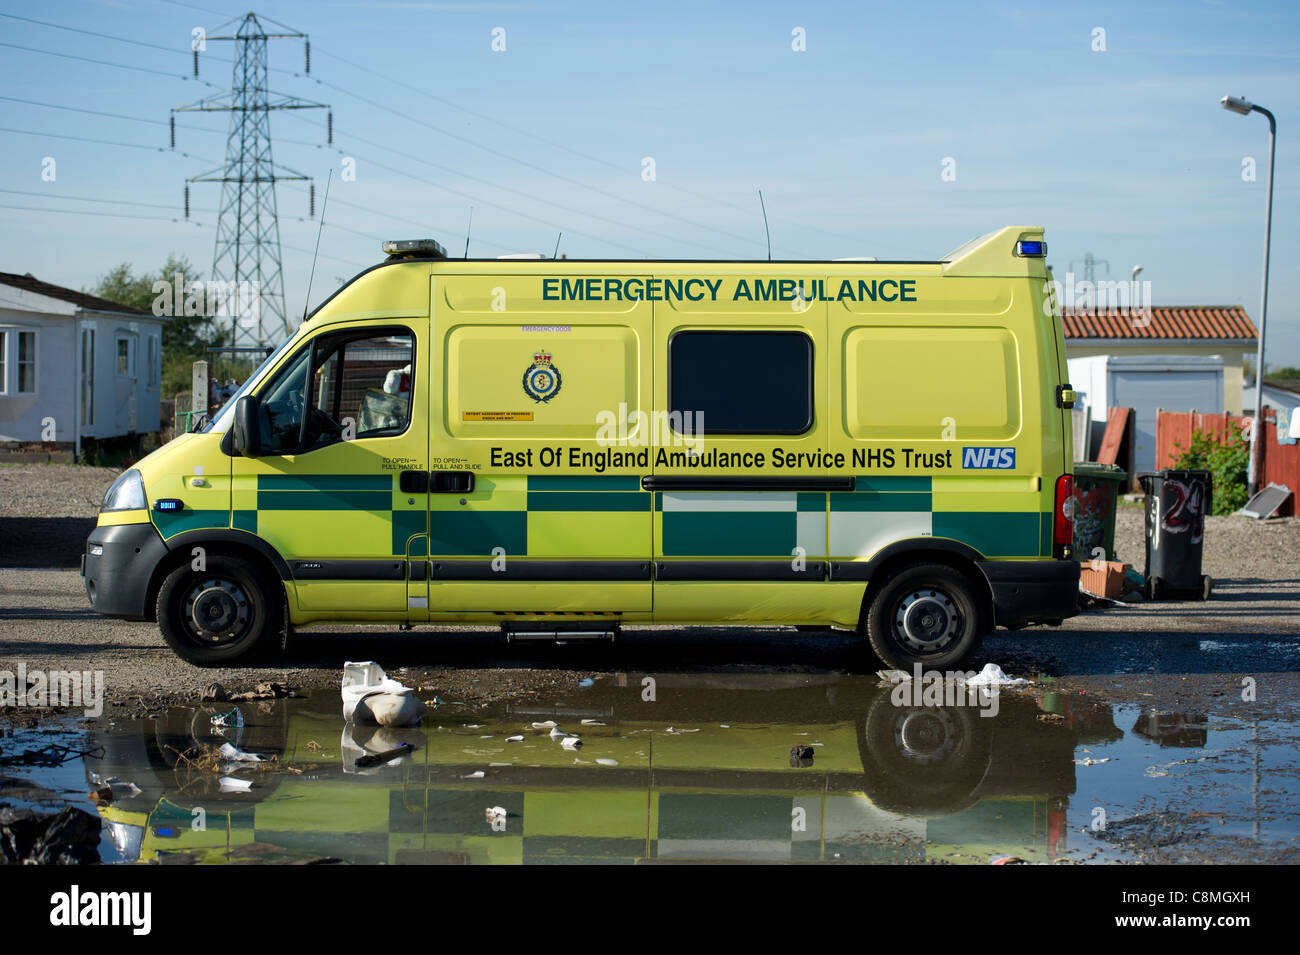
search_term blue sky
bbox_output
[1,0,1297,364]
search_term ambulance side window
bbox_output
[669,330,813,434]
[308,330,414,447]
[257,346,313,454]
[255,327,414,454]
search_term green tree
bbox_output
[87,255,228,395]
[1171,423,1250,515]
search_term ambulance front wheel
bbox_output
[156,555,284,666]
[864,563,987,671]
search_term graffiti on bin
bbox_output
[1151,479,1206,551]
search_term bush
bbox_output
[1171,423,1249,515]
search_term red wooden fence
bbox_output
[1155,409,1299,516]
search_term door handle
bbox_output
[399,470,429,494]
[399,470,475,494]
[431,470,475,493]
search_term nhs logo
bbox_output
[962,447,1016,469]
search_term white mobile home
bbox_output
[0,271,163,455]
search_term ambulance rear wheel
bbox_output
[156,556,282,666]
[865,563,986,671]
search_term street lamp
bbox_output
[1220,94,1276,498]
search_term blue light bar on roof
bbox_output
[1015,240,1046,257]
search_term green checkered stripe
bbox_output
[428,474,649,557]
[656,475,1049,559]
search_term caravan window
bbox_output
[17,331,35,394]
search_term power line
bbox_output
[5,15,791,254]
[0,202,206,226]
[287,113,730,256]
[0,122,507,254]
[0,187,214,213]
[300,74,767,252]
[4,84,669,256]
[0,125,218,164]
[0,40,218,87]
[0,11,193,55]
[9,7,865,253]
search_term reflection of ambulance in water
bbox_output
[83,226,1079,668]
[88,676,1081,865]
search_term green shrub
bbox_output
[1171,423,1249,515]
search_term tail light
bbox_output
[1054,474,1075,558]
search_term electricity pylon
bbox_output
[174,12,328,348]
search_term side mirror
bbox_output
[233,395,261,457]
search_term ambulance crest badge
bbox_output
[522,351,562,403]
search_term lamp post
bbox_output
[1221,94,1275,498]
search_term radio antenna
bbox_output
[464,206,473,258]
[758,189,771,261]
[553,232,562,259]
[303,169,332,322]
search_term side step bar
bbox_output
[503,625,619,644]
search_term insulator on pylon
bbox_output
[309,182,316,218]
[304,40,311,74]
[193,49,199,77]
[184,184,190,219]
[327,111,333,145]
[169,114,175,149]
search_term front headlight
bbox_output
[103,469,147,511]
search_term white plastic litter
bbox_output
[560,736,582,750]
[549,726,566,740]
[505,735,524,743]
[596,758,618,766]
[580,719,606,726]
[219,777,252,793]
[218,742,266,762]
[965,663,1032,687]
[485,806,507,823]
[531,721,557,729]
[342,661,427,726]
[463,771,485,779]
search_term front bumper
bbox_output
[82,521,168,620]
[978,559,1080,629]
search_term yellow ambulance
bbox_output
[83,225,1079,669]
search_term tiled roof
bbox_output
[0,271,149,315]
[1062,305,1256,341]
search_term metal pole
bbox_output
[1247,106,1275,498]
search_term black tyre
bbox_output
[864,563,987,671]
[156,555,283,666]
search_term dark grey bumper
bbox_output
[978,559,1080,629]
[82,521,168,620]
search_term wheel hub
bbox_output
[894,709,957,764]
[895,589,959,652]
[186,580,251,643]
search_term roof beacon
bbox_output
[382,238,448,259]
[1015,240,1046,257]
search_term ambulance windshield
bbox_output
[202,335,298,434]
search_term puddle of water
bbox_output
[2,675,1297,864]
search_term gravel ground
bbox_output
[0,464,120,568]
[1109,502,1300,584]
